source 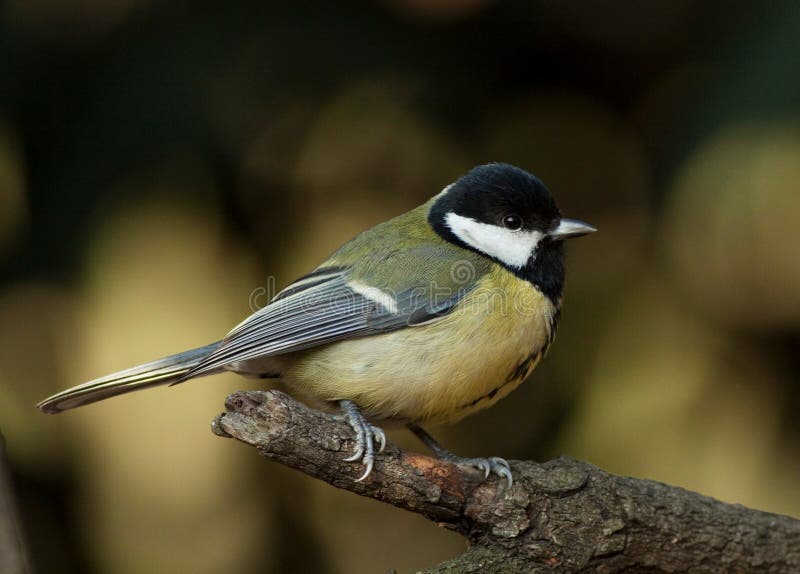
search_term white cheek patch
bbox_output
[445,212,544,269]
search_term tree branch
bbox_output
[212,390,800,573]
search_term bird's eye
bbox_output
[503,215,523,230]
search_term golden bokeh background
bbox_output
[1,1,799,572]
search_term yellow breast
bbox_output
[282,266,558,426]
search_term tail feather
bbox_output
[37,342,223,414]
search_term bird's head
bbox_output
[429,163,596,271]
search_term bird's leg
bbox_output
[337,400,386,482]
[408,423,513,487]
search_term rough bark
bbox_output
[212,390,800,573]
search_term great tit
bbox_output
[38,163,595,486]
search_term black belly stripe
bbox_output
[506,349,540,383]
[460,382,507,410]
[546,308,561,348]
[458,348,542,411]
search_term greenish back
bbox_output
[323,201,493,298]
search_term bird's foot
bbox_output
[435,452,513,487]
[337,400,386,482]
[408,423,513,487]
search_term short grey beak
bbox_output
[549,218,597,240]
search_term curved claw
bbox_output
[343,446,364,462]
[372,427,387,453]
[343,421,366,462]
[489,456,511,471]
[440,455,512,486]
[475,459,491,479]
[496,465,513,488]
[355,456,374,482]
[470,458,512,486]
[338,400,386,482]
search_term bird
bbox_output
[38,163,595,487]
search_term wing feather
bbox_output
[182,266,471,379]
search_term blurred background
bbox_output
[1,0,799,572]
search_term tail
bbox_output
[37,342,223,414]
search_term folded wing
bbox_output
[181,266,471,379]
